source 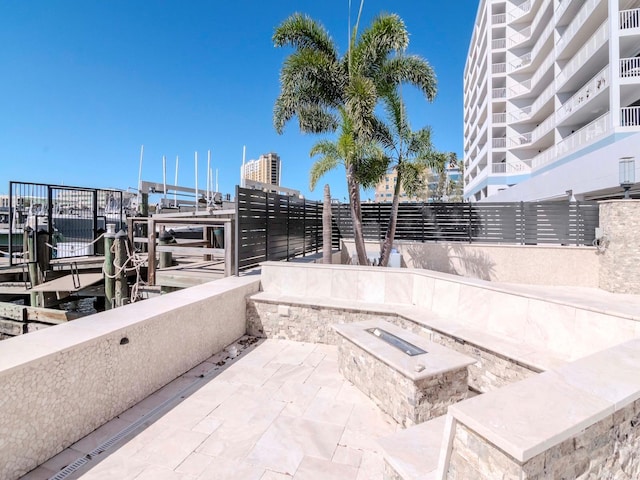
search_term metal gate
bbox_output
[7,182,125,265]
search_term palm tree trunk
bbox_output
[322,184,332,264]
[379,171,402,267]
[347,165,368,265]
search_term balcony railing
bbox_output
[492,13,507,24]
[492,87,507,99]
[532,115,555,142]
[621,106,640,127]
[509,52,532,72]
[557,21,608,87]
[508,26,531,47]
[509,79,532,97]
[508,0,532,21]
[493,138,507,148]
[556,112,610,158]
[556,0,571,18]
[620,8,640,30]
[492,161,532,173]
[509,132,532,147]
[493,112,507,123]
[530,146,555,170]
[557,66,609,123]
[557,0,600,54]
[529,83,555,118]
[620,57,640,78]
[492,62,507,74]
[492,38,507,49]
[509,106,532,123]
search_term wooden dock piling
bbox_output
[103,226,116,309]
[114,230,130,307]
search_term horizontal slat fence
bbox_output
[236,186,599,272]
[236,187,321,270]
[331,201,598,246]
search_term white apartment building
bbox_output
[464,0,640,201]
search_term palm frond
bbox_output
[273,13,338,60]
[379,55,437,102]
[309,151,341,191]
[351,14,408,76]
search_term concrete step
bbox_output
[378,415,446,480]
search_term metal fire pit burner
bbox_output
[367,327,427,356]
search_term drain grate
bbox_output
[47,338,259,480]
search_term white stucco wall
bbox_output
[341,240,599,287]
[0,275,260,480]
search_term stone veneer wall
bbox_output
[246,300,537,393]
[0,276,260,480]
[337,336,469,427]
[446,398,640,479]
[429,330,536,392]
[599,200,640,294]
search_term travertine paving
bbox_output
[22,339,399,480]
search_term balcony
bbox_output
[493,112,507,123]
[492,160,532,173]
[492,87,507,100]
[509,132,532,148]
[492,62,507,74]
[555,112,611,161]
[492,38,507,49]
[492,13,507,24]
[509,79,531,98]
[508,106,532,123]
[509,52,532,72]
[620,8,640,30]
[556,21,608,88]
[508,0,532,21]
[620,57,640,79]
[556,0,600,55]
[557,66,609,124]
[492,137,507,148]
[508,26,531,47]
[621,106,640,127]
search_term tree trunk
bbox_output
[347,165,368,265]
[322,184,332,264]
[379,170,402,267]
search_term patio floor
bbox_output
[23,338,400,480]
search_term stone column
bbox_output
[598,200,640,293]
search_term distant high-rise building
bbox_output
[464,0,640,202]
[374,163,462,203]
[241,152,281,186]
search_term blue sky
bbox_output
[0,1,478,202]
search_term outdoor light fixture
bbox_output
[619,157,635,199]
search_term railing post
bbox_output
[265,192,269,262]
[286,195,290,260]
[302,197,306,257]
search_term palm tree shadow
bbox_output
[405,243,496,281]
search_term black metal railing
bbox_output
[7,181,125,265]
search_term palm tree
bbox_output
[273,11,436,265]
[309,109,387,264]
[377,92,435,266]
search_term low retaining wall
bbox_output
[0,275,260,480]
[246,300,537,392]
[442,338,640,479]
[341,240,599,287]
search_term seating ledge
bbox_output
[249,292,568,372]
[378,415,446,480]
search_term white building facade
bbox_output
[464,0,640,202]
